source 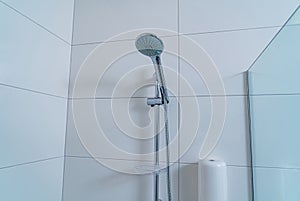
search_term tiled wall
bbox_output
[1,1,299,201]
[64,1,300,201]
[0,0,73,200]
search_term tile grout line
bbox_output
[61,1,76,201]
[65,155,300,170]
[68,93,300,101]
[71,24,294,47]
[68,155,293,169]
[181,25,282,36]
[72,35,174,47]
[65,155,182,165]
[248,93,300,97]
[0,156,64,170]
[1,79,299,101]
[252,166,300,171]
[0,82,67,99]
[71,34,179,47]
[0,0,71,46]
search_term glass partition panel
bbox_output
[248,6,300,201]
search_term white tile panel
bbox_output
[1,0,74,43]
[180,96,249,166]
[72,0,177,44]
[0,3,71,97]
[0,158,64,201]
[179,0,300,34]
[179,27,280,96]
[66,97,179,162]
[0,85,67,168]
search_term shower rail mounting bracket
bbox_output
[147,97,163,107]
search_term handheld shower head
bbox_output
[135,33,164,57]
[135,33,169,104]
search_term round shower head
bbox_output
[135,33,164,57]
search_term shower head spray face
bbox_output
[135,33,164,57]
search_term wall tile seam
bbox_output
[67,95,251,100]
[0,83,69,100]
[71,25,290,47]
[60,157,300,171]
[64,155,251,168]
[253,166,300,171]
[0,156,64,170]
[248,93,300,97]
[2,85,300,99]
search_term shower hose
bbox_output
[163,103,172,201]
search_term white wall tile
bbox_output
[70,36,178,98]
[0,3,71,97]
[63,157,179,201]
[227,166,252,201]
[254,167,300,201]
[68,43,97,98]
[1,0,74,43]
[66,97,179,162]
[72,0,177,45]
[0,158,64,201]
[0,85,67,168]
[179,163,251,201]
[179,0,300,34]
[179,27,280,96]
[180,96,249,166]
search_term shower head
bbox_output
[135,33,169,104]
[135,33,164,57]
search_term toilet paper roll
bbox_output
[198,160,228,201]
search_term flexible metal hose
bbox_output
[163,103,172,201]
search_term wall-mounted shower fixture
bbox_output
[135,33,169,106]
[135,33,172,201]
